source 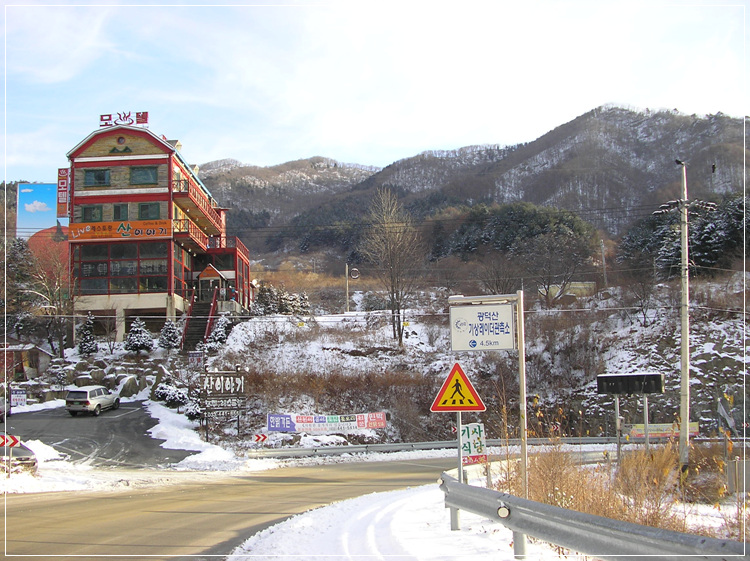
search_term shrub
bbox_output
[153,383,188,408]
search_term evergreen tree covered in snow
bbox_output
[77,312,99,355]
[619,193,745,279]
[250,282,311,316]
[124,317,153,354]
[202,313,232,352]
[158,319,182,352]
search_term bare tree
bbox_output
[28,231,74,357]
[513,228,595,308]
[359,188,424,346]
[475,252,522,295]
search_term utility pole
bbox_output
[654,162,717,474]
[677,161,690,474]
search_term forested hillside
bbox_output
[199,105,747,264]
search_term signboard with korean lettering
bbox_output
[57,168,69,218]
[267,411,387,434]
[201,373,245,396]
[200,372,246,417]
[461,422,487,465]
[187,351,204,370]
[100,111,149,127]
[10,388,27,408]
[450,303,515,351]
[69,219,171,241]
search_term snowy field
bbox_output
[4,394,736,560]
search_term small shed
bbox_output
[1,341,54,381]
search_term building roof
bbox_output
[66,124,175,159]
[67,124,217,203]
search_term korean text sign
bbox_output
[267,412,387,434]
[450,303,515,351]
[461,422,487,466]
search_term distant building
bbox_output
[65,123,254,343]
[1,339,53,380]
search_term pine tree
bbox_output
[77,312,99,355]
[158,319,181,353]
[124,317,153,354]
[204,313,231,352]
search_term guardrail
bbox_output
[438,472,747,560]
[243,437,745,459]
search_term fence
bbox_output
[439,472,747,561]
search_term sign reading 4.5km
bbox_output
[450,303,515,351]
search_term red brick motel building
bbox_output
[64,116,254,342]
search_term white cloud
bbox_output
[4,1,747,180]
[21,188,33,193]
[24,201,52,213]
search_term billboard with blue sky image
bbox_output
[16,183,67,239]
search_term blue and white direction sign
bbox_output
[450,303,515,351]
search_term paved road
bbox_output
[6,456,455,560]
[6,401,195,467]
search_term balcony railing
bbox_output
[172,179,222,233]
[172,219,208,250]
[207,235,250,261]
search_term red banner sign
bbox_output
[57,168,69,218]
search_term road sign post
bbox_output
[431,363,486,531]
[448,292,528,499]
[446,291,527,554]
[2,434,20,479]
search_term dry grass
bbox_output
[497,442,746,540]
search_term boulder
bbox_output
[74,361,90,372]
[74,375,94,387]
[118,376,139,398]
[89,368,106,383]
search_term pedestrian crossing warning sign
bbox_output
[430,363,486,412]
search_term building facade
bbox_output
[66,123,253,342]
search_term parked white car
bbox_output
[65,385,120,416]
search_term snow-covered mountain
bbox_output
[199,105,746,252]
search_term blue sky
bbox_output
[3,0,747,189]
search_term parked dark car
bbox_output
[0,443,38,475]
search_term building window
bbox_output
[138,202,160,220]
[72,241,172,296]
[113,203,129,221]
[84,169,110,187]
[82,205,103,222]
[130,167,158,185]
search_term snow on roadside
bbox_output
[228,480,556,561]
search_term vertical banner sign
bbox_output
[461,422,487,465]
[450,303,515,351]
[57,168,69,218]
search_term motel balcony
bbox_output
[172,179,223,236]
[207,235,250,262]
[173,218,208,252]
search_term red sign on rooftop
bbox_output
[100,111,149,127]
